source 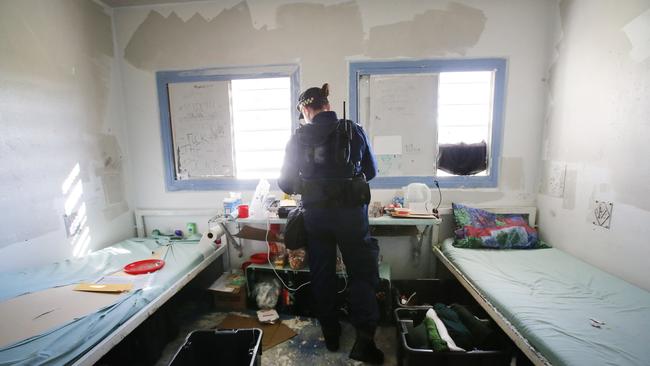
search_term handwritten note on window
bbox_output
[168,81,234,179]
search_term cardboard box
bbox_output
[211,286,247,310]
[208,273,247,311]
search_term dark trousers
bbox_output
[303,205,380,329]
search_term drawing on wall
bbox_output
[376,154,403,176]
[168,81,234,179]
[593,200,613,229]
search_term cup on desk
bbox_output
[238,204,249,219]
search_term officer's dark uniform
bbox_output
[278,110,379,332]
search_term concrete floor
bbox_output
[155,307,398,366]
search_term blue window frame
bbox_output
[156,65,300,191]
[349,58,507,189]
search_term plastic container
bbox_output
[238,204,249,219]
[168,328,262,366]
[392,279,446,309]
[223,198,241,216]
[395,308,510,366]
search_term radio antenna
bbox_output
[343,101,346,120]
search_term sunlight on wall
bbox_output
[61,163,91,258]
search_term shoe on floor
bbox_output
[349,326,384,364]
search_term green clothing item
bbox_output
[405,322,429,349]
[433,303,474,349]
[450,303,493,348]
[424,316,449,352]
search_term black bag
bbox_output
[284,207,307,250]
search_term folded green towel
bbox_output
[433,303,474,349]
[424,316,449,352]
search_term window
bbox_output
[156,65,299,191]
[349,58,506,188]
[437,71,493,177]
[231,78,292,179]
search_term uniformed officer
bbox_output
[279,83,383,364]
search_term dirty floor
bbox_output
[154,306,397,366]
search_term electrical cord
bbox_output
[264,214,348,294]
[265,214,310,292]
[433,179,442,214]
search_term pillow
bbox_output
[452,203,549,249]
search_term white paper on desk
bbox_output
[208,273,235,293]
[95,274,152,290]
[373,135,402,155]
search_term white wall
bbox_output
[0,0,134,272]
[112,0,556,278]
[538,0,650,290]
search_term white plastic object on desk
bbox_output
[249,179,270,219]
[405,183,432,214]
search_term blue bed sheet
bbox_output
[441,239,650,366]
[0,238,216,365]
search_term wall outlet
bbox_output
[593,201,613,229]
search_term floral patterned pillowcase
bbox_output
[452,203,549,249]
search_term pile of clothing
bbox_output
[405,303,505,352]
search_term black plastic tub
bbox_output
[395,307,511,366]
[169,328,262,366]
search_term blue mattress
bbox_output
[441,239,650,366]
[0,238,218,365]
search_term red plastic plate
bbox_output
[124,259,165,275]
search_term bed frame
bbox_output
[72,209,225,366]
[433,206,551,366]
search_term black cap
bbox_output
[297,84,330,119]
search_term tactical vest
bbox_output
[296,120,370,207]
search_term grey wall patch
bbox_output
[96,134,128,219]
[123,1,485,71]
[443,190,504,204]
[539,160,566,197]
[500,157,524,190]
[366,2,486,57]
[124,1,364,71]
[622,8,650,63]
[562,168,577,210]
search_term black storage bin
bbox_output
[169,328,262,366]
[393,279,446,309]
[395,308,511,366]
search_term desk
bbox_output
[226,215,441,264]
[236,215,440,227]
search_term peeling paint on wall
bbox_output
[123,1,485,71]
[622,7,650,63]
[0,0,132,264]
[366,2,485,57]
[124,1,364,71]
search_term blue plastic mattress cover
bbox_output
[441,239,650,366]
[0,238,215,365]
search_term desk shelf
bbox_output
[245,262,391,280]
[236,215,440,227]
[245,262,392,320]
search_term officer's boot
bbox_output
[321,321,341,351]
[349,326,384,364]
